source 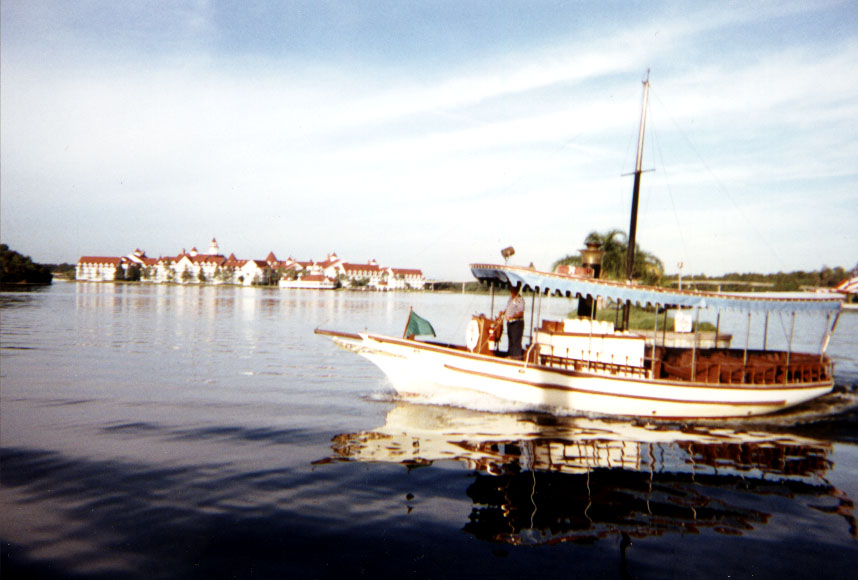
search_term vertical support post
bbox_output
[820,311,840,379]
[588,296,596,370]
[715,311,721,349]
[820,311,840,360]
[529,288,536,346]
[691,308,700,381]
[490,282,495,318]
[742,311,751,379]
[819,312,832,357]
[785,311,796,384]
[763,312,769,351]
[651,304,659,379]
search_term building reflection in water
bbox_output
[325,403,855,546]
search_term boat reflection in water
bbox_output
[327,403,855,546]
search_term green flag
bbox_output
[405,309,436,338]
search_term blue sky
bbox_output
[2,1,856,280]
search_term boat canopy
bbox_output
[470,264,843,314]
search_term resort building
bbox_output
[75,256,124,281]
[75,241,425,290]
[388,268,427,290]
[279,274,337,290]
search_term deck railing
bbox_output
[656,348,832,385]
[533,344,832,386]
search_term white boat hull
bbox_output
[327,332,834,419]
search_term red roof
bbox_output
[392,268,423,276]
[191,255,226,265]
[78,256,123,265]
[343,263,380,273]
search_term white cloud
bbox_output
[2,2,856,278]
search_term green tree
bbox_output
[553,230,664,284]
[0,244,53,284]
[633,247,665,285]
[48,263,76,278]
[215,266,234,284]
[126,264,142,282]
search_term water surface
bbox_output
[2,283,856,578]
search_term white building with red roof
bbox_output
[338,259,383,287]
[388,267,426,290]
[170,247,227,283]
[77,240,425,290]
[76,256,125,281]
[236,259,273,286]
[279,274,337,290]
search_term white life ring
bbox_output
[466,319,481,352]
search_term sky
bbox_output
[2,0,856,281]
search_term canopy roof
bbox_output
[470,264,843,314]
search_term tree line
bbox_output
[682,267,852,291]
[2,239,852,294]
[0,244,53,285]
[553,230,854,292]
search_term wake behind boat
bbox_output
[316,74,845,419]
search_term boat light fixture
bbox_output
[501,246,515,264]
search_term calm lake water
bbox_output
[2,282,857,579]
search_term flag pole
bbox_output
[403,306,413,339]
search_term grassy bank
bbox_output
[580,304,717,332]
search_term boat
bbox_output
[316,75,845,419]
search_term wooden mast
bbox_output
[622,71,651,330]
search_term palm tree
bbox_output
[552,229,627,278]
[632,247,664,285]
[554,229,664,284]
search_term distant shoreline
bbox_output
[0,282,52,291]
